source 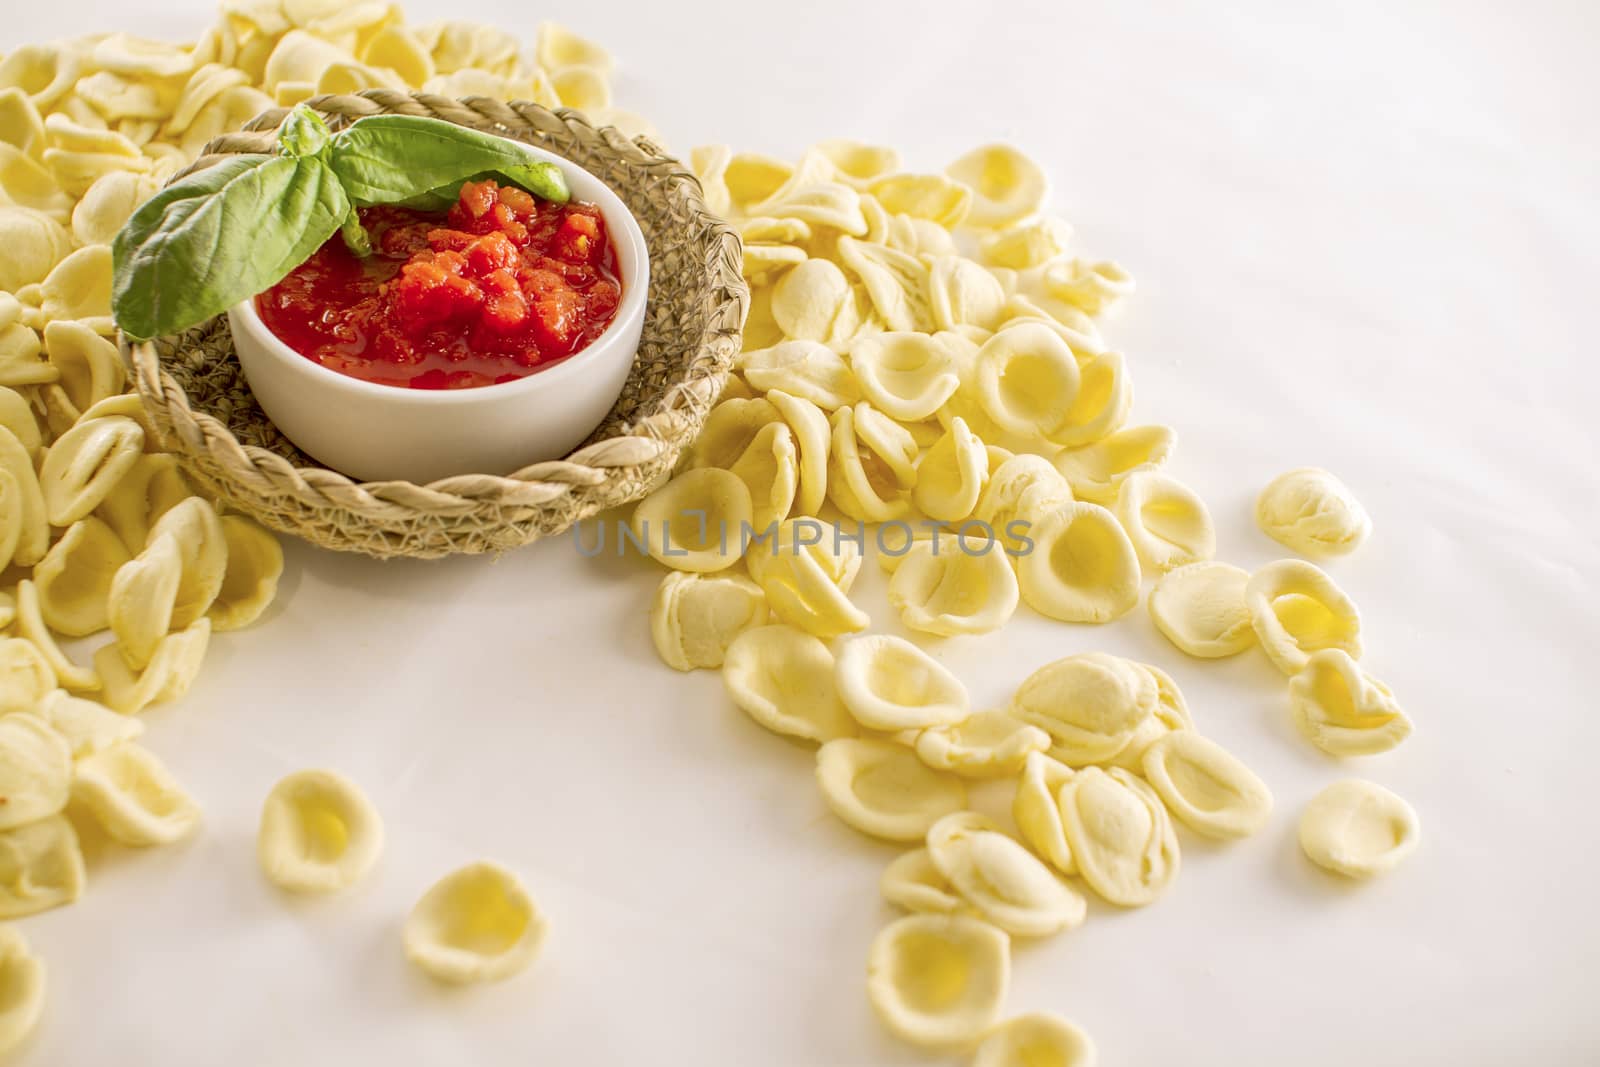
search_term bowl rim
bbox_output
[229,135,651,406]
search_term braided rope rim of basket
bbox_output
[127,91,747,557]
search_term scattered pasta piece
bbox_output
[945,144,1047,229]
[868,173,973,229]
[106,533,182,670]
[975,454,1074,556]
[1015,502,1142,624]
[727,421,799,530]
[1058,766,1179,907]
[629,467,753,573]
[14,580,97,690]
[1113,471,1215,572]
[771,258,852,342]
[834,634,969,731]
[31,515,128,636]
[866,914,1009,1048]
[1256,467,1370,557]
[258,769,384,894]
[1042,258,1135,317]
[973,1013,1096,1067]
[0,428,49,567]
[881,848,968,915]
[888,540,1019,637]
[850,332,960,422]
[1009,652,1156,766]
[1044,350,1132,448]
[980,217,1073,270]
[912,417,988,522]
[0,924,45,1056]
[1298,779,1418,879]
[71,742,200,846]
[687,396,780,469]
[815,738,966,841]
[0,815,84,918]
[404,861,546,984]
[722,625,854,743]
[739,341,860,410]
[1245,559,1362,675]
[1011,752,1077,875]
[0,714,72,830]
[766,389,831,516]
[1141,733,1272,840]
[744,519,867,639]
[1147,561,1256,658]
[914,711,1048,779]
[1053,425,1175,505]
[92,618,210,715]
[1289,649,1413,757]
[33,689,142,757]
[0,640,54,715]
[145,497,228,628]
[650,571,768,671]
[926,812,1085,938]
[208,515,284,631]
[972,322,1081,443]
[827,403,917,522]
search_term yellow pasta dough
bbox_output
[727,420,798,530]
[765,389,831,516]
[813,139,901,188]
[208,514,284,631]
[1009,652,1156,766]
[33,515,128,636]
[849,332,960,422]
[0,923,45,1056]
[1011,752,1077,876]
[404,861,546,984]
[722,624,855,743]
[1045,349,1131,448]
[880,847,968,915]
[1059,766,1179,907]
[815,738,966,841]
[927,255,1006,333]
[770,258,853,342]
[1042,258,1135,317]
[1113,470,1215,572]
[945,144,1047,229]
[258,769,384,894]
[834,634,970,731]
[1298,779,1418,879]
[827,402,917,522]
[743,518,867,639]
[630,467,753,573]
[96,452,193,552]
[836,235,933,332]
[1245,559,1363,675]
[93,617,210,715]
[1015,502,1142,624]
[1147,561,1257,658]
[1255,467,1371,557]
[39,244,113,326]
[972,322,1081,443]
[926,812,1086,938]
[914,710,1048,779]
[738,341,860,411]
[0,713,72,830]
[145,497,229,629]
[650,570,768,672]
[867,173,973,229]
[39,414,144,526]
[866,914,1009,1048]
[911,416,988,523]
[43,320,124,411]
[1141,732,1273,840]
[686,396,779,470]
[973,1013,1096,1067]
[1289,649,1413,757]
[888,540,1019,637]
[0,815,84,918]
[72,742,201,846]
[107,533,182,670]
[1053,424,1175,505]
[535,22,614,75]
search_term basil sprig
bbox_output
[112,106,571,342]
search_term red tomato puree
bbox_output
[256,179,622,390]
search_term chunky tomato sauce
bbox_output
[256,179,622,389]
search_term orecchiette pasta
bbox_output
[1289,648,1413,757]
[926,812,1086,938]
[973,454,1074,557]
[913,710,1048,778]
[71,741,201,846]
[971,322,1082,443]
[834,634,969,731]
[258,769,384,894]
[33,515,128,636]
[145,497,228,629]
[96,452,192,551]
[1298,779,1418,879]
[888,540,1019,637]
[743,518,867,639]
[722,151,794,212]
[687,397,779,470]
[979,217,1074,270]
[39,414,144,525]
[813,139,901,188]
[0,924,45,1056]
[765,389,831,516]
[208,514,284,631]
[1012,752,1077,875]
[722,624,855,743]
[0,815,83,918]
[973,1013,1096,1067]
[34,688,143,757]
[912,417,987,522]
[1044,349,1131,447]
[14,580,98,691]
[867,173,973,229]
[0,429,47,569]
[1148,561,1257,658]
[866,914,1009,1048]
[815,738,966,841]
[1141,733,1273,840]
[927,256,1006,333]
[1053,424,1175,504]
[727,421,798,530]
[0,208,72,291]
[536,22,614,74]
[404,861,546,984]
[1113,470,1215,572]
[0,320,52,388]
[0,640,54,715]
[0,387,39,457]
[1010,652,1156,767]
[1058,766,1179,907]
[881,847,968,915]
[738,341,860,411]
[39,243,113,325]
[93,617,210,715]
[770,258,852,342]
[945,144,1047,229]
[43,319,124,411]
[107,533,182,669]
[1245,559,1363,675]
[836,235,933,332]
[0,714,72,830]
[630,467,753,573]
[849,332,960,422]
[827,402,917,522]
[1255,467,1371,557]
[651,571,768,672]
[1014,502,1142,624]
[1042,258,1135,317]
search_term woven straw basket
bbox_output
[126,92,747,560]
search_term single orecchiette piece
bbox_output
[536,21,614,73]
[1015,502,1142,624]
[630,468,753,573]
[1,42,82,108]
[1042,258,1136,316]
[974,1013,1096,1067]
[1255,467,1371,557]
[208,515,284,631]
[836,235,934,332]
[1010,652,1157,766]
[849,332,961,422]
[766,390,831,516]
[912,417,988,523]
[43,320,124,412]
[93,618,210,715]
[722,624,855,743]
[813,139,902,188]
[827,403,918,522]
[722,151,794,213]
[1148,561,1257,658]
[1113,471,1215,572]
[550,65,610,111]
[888,540,1019,637]
[1059,766,1180,907]
[34,689,142,757]
[651,571,768,672]
[0,641,54,715]
[866,914,1009,1048]
[834,634,970,732]
[914,710,1048,778]
[13,580,97,691]
[0,714,71,830]
[771,258,853,342]
[40,244,113,325]
[72,742,201,846]
[741,242,806,283]
[0,815,83,918]
[815,738,966,841]
[95,452,192,551]
[404,861,546,984]
[979,217,1074,270]
[1141,733,1273,840]
[945,144,1047,229]
[0,468,23,573]
[1045,349,1132,448]
[1012,752,1077,875]
[686,397,779,470]
[927,812,1086,938]
[108,533,182,670]
[744,519,868,639]
[39,414,144,526]
[881,848,967,915]
[1053,424,1175,504]
[0,427,48,566]
[0,924,45,1056]
[1298,779,1418,879]
[738,341,860,411]
[1106,663,1192,772]
[972,322,1081,442]
[0,319,51,389]
[146,497,229,629]
[33,516,128,636]
[0,388,39,457]
[927,255,1006,333]
[0,206,73,291]
[974,454,1074,557]
[728,421,798,530]
[867,173,973,229]
[258,769,384,894]
[1289,649,1413,756]
[1245,559,1363,675]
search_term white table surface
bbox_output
[8,1,1599,1063]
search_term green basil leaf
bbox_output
[112,155,350,341]
[277,104,332,159]
[327,114,570,206]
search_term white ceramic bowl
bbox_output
[228,140,649,484]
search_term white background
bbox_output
[8,1,1599,1064]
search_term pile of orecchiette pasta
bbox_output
[0,3,630,1053]
[630,137,1421,1059]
